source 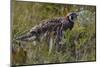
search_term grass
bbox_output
[11,0,96,65]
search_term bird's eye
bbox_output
[71,16,74,20]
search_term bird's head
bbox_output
[67,12,78,22]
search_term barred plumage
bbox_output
[16,12,78,53]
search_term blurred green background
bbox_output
[11,0,96,65]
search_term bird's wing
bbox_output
[16,17,66,41]
[41,17,64,31]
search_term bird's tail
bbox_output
[16,31,37,41]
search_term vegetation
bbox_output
[11,0,96,65]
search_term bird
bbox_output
[16,12,78,53]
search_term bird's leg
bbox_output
[44,31,50,53]
[32,41,37,46]
[45,31,50,48]
[55,28,63,52]
[48,37,53,55]
[45,31,55,54]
